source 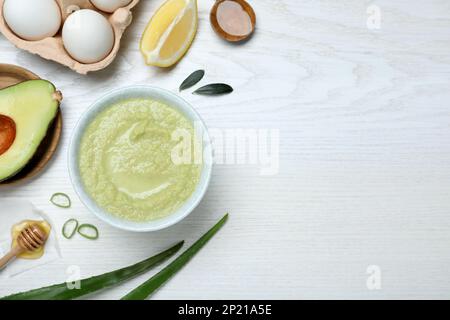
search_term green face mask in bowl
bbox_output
[68,86,213,232]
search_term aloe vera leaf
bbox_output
[122,214,228,300]
[0,241,184,300]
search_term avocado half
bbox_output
[0,80,61,182]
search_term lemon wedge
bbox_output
[140,0,198,67]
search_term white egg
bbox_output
[62,9,114,64]
[90,0,132,13]
[3,0,61,41]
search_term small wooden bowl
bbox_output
[210,0,256,42]
[0,64,62,186]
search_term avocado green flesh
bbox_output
[0,80,59,182]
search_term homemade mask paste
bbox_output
[79,98,202,222]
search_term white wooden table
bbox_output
[1,0,450,299]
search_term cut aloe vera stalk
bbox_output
[62,219,78,239]
[50,193,71,208]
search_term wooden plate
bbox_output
[0,64,62,186]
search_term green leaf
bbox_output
[179,70,205,91]
[0,241,184,300]
[121,214,228,300]
[193,83,233,96]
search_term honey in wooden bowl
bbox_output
[210,0,256,42]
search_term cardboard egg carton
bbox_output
[0,0,140,74]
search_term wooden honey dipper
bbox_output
[0,224,48,269]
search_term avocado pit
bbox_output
[0,114,16,156]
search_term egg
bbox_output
[3,0,62,41]
[90,0,132,13]
[62,9,114,64]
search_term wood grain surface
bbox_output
[1,0,450,299]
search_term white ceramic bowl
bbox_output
[68,86,212,232]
